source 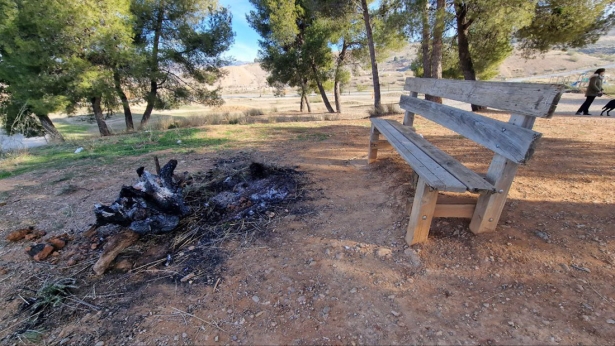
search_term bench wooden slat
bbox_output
[386,120,495,193]
[372,119,468,192]
[399,95,542,164]
[404,78,564,118]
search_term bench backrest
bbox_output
[403,78,564,118]
[400,78,565,164]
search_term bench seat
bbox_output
[371,118,496,194]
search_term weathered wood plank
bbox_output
[434,204,475,218]
[387,120,495,193]
[403,91,418,126]
[436,194,477,205]
[399,95,542,164]
[470,114,533,233]
[367,124,380,164]
[406,177,439,245]
[375,140,392,150]
[404,78,564,118]
[371,119,467,192]
[469,154,518,233]
[407,194,476,218]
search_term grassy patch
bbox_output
[54,121,93,139]
[0,128,229,179]
[296,133,331,141]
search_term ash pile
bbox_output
[89,156,304,279]
[193,159,300,224]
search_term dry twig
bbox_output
[171,307,226,332]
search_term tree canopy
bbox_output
[0,0,234,137]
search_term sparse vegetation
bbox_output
[19,277,78,330]
[244,108,265,117]
[368,104,403,117]
[324,113,340,121]
[567,53,580,62]
[0,128,229,178]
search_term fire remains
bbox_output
[90,156,304,277]
[94,159,190,234]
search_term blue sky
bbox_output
[219,0,260,63]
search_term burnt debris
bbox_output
[94,159,191,234]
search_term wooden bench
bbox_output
[368,78,564,245]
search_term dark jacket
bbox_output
[586,74,603,97]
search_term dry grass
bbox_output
[367,103,403,117]
[243,108,265,117]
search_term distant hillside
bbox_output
[219,63,270,92]
[218,30,615,94]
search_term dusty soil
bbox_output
[1,93,615,345]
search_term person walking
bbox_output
[576,68,605,115]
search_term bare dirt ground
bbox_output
[1,93,615,345]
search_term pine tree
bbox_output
[131,0,235,127]
[0,0,137,137]
[516,0,615,56]
[247,0,336,113]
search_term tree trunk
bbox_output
[427,0,445,104]
[141,80,158,126]
[333,40,349,113]
[304,94,311,113]
[454,1,482,111]
[140,7,164,127]
[333,79,342,113]
[421,0,432,79]
[91,96,112,136]
[300,81,311,113]
[113,70,134,131]
[311,63,335,113]
[360,0,383,114]
[300,93,305,112]
[35,114,65,142]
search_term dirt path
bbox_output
[1,103,615,345]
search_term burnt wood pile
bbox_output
[89,156,303,276]
[94,159,191,234]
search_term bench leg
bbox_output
[405,177,439,245]
[471,114,534,234]
[368,124,380,164]
[470,155,519,234]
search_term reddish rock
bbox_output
[6,228,32,241]
[0,267,8,275]
[24,230,46,241]
[48,238,66,250]
[33,244,54,261]
[66,258,78,266]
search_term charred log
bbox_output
[94,159,190,235]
